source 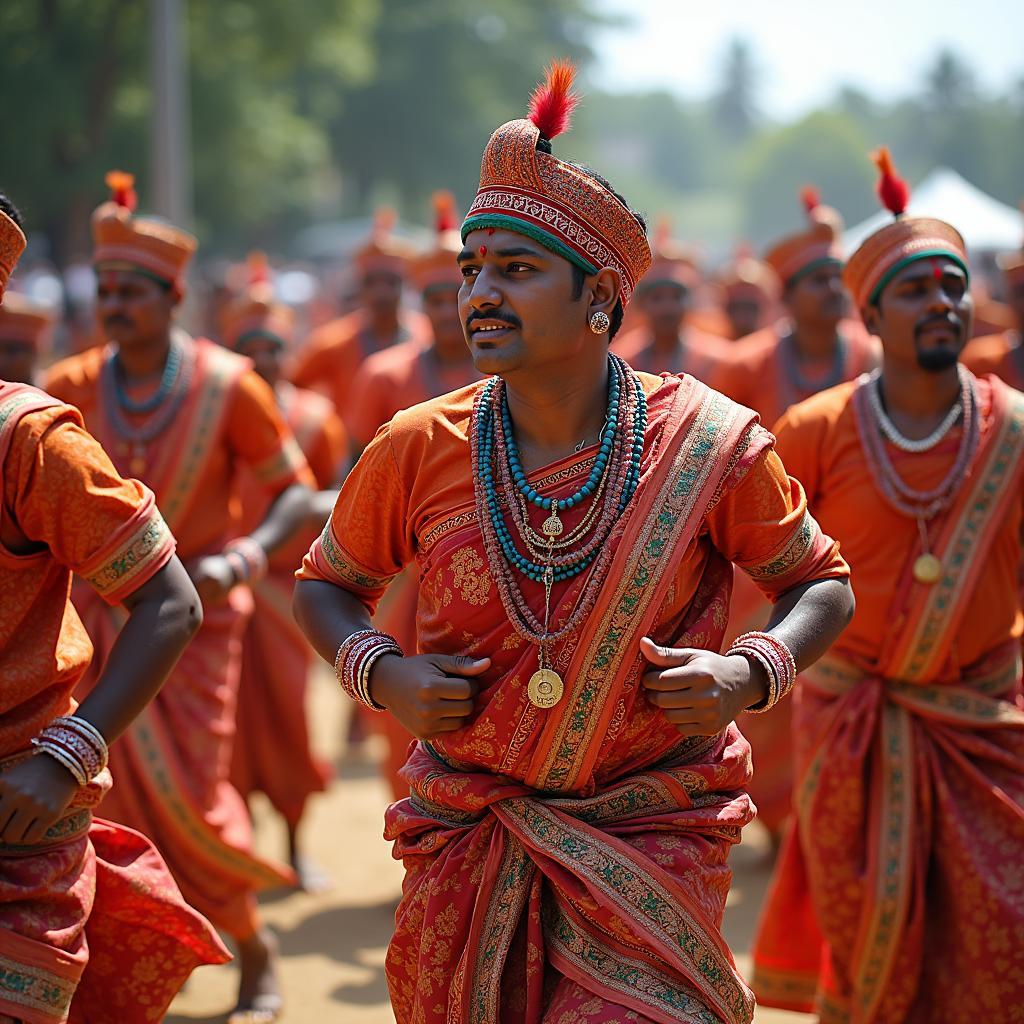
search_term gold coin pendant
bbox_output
[541,513,564,538]
[913,553,942,585]
[528,668,564,709]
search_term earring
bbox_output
[589,311,610,335]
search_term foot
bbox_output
[291,852,333,894]
[228,926,283,1024]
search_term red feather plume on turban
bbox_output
[800,185,821,218]
[528,59,580,142]
[105,170,137,212]
[872,147,910,217]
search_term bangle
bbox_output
[223,537,269,584]
[334,629,402,712]
[31,715,110,786]
[727,631,797,714]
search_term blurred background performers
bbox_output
[0,292,53,385]
[44,173,314,1023]
[614,219,731,381]
[224,255,348,891]
[717,187,881,848]
[289,207,427,434]
[713,245,780,341]
[721,186,880,427]
[0,193,228,1023]
[753,149,1024,1021]
[963,224,1024,388]
[347,192,479,800]
[293,63,853,1023]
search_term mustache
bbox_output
[913,313,963,343]
[465,310,522,331]
[103,315,133,326]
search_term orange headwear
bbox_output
[409,192,463,294]
[636,217,700,294]
[764,185,845,288]
[0,209,27,303]
[462,60,652,308]
[995,200,1024,289]
[716,243,780,303]
[91,171,197,292]
[0,292,53,348]
[844,147,969,310]
[219,252,294,350]
[353,207,417,278]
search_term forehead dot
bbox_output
[487,228,495,236]
[932,259,943,280]
[479,245,487,256]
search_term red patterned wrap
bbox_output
[0,210,27,303]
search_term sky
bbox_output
[593,0,1024,119]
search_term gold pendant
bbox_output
[129,445,147,476]
[913,553,942,585]
[528,668,564,709]
[541,511,563,538]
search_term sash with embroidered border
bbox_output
[524,375,764,793]
[0,382,63,472]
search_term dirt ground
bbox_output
[167,667,810,1023]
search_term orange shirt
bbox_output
[0,384,174,755]
[720,318,880,427]
[613,324,731,387]
[299,376,848,630]
[44,337,310,561]
[347,338,480,450]
[774,375,1022,674]
[289,307,429,431]
[962,329,1024,391]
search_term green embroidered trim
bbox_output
[319,525,395,592]
[744,511,816,581]
[786,255,842,288]
[0,954,76,1016]
[94,260,174,289]
[235,328,286,351]
[85,513,170,597]
[461,213,599,277]
[868,249,969,305]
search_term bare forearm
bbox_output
[293,578,372,665]
[75,559,202,744]
[247,482,313,556]
[762,576,854,671]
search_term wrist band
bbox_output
[31,715,110,786]
[727,631,797,714]
[334,629,403,712]
[223,537,269,584]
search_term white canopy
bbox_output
[844,168,1023,253]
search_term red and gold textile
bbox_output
[231,383,344,826]
[0,382,227,1021]
[0,211,27,303]
[752,374,1024,1021]
[44,339,310,935]
[462,62,652,307]
[91,172,196,291]
[299,374,848,1021]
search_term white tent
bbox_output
[844,168,1023,253]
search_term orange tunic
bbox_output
[289,307,429,432]
[753,374,1024,1021]
[44,337,312,936]
[962,328,1024,391]
[346,338,480,798]
[299,374,848,1023]
[231,383,346,826]
[0,382,228,1024]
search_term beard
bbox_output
[915,346,960,373]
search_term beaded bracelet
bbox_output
[223,537,269,584]
[31,715,110,786]
[334,629,402,712]
[727,631,797,714]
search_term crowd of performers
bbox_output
[0,59,1022,1024]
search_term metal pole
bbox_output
[149,0,193,227]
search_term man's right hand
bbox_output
[368,653,491,739]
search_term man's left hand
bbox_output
[189,555,237,608]
[639,637,768,736]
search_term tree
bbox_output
[712,38,760,144]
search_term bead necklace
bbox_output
[472,354,648,707]
[854,371,980,585]
[100,336,195,474]
[113,340,183,413]
[867,366,967,453]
